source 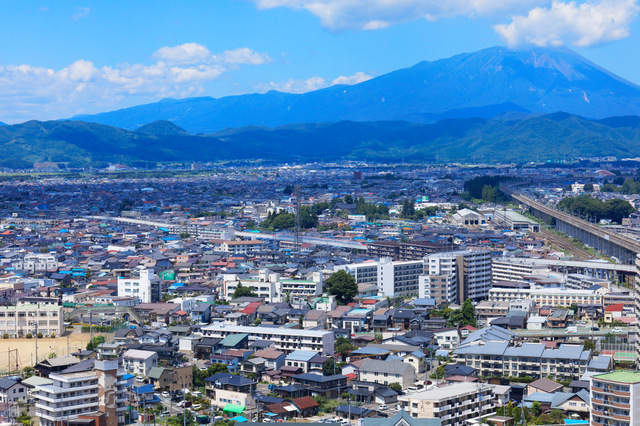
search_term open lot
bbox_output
[0,331,109,374]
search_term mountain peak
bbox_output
[135,120,190,136]
[71,45,640,133]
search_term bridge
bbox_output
[501,187,640,264]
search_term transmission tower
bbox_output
[294,185,302,254]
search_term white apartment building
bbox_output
[202,324,334,355]
[222,270,323,302]
[491,257,550,283]
[420,250,492,304]
[359,359,416,389]
[35,360,126,426]
[220,240,263,254]
[336,257,423,297]
[591,370,640,426]
[121,349,158,377]
[0,302,63,338]
[565,273,609,290]
[13,253,58,273]
[529,287,603,307]
[398,382,496,425]
[117,269,160,304]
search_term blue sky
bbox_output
[0,0,639,123]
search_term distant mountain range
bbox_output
[72,46,640,133]
[3,113,640,168]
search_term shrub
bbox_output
[37,332,43,339]
[2,333,8,339]
[25,333,33,339]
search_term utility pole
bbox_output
[89,309,93,348]
[34,322,38,365]
[293,185,301,254]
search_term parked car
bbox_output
[378,404,389,411]
[613,328,624,333]
[177,400,192,408]
[191,404,202,411]
[135,376,145,383]
[161,391,170,398]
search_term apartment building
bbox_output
[367,241,450,261]
[220,240,263,254]
[420,250,492,304]
[222,270,323,302]
[117,269,160,304]
[454,342,592,382]
[591,371,639,426]
[359,359,416,389]
[398,382,496,425]
[491,257,549,283]
[202,324,334,355]
[121,349,158,377]
[529,287,603,307]
[566,273,610,290]
[35,360,126,426]
[13,252,58,273]
[0,302,64,338]
[336,257,423,297]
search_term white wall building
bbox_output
[117,269,159,304]
[336,257,423,297]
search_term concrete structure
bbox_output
[454,342,591,382]
[493,209,540,233]
[359,359,416,389]
[398,382,496,425]
[117,269,160,304]
[121,349,158,377]
[420,250,492,304]
[492,257,549,283]
[336,258,424,297]
[0,302,64,338]
[201,324,334,355]
[35,360,126,426]
[222,270,323,302]
[591,370,640,426]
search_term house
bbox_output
[432,329,459,350]
[403,351,428,374]
[363,410,441,426]
[334,405,376,420]
[114,327,144,343]
[291,396,319,417]
[122,349,158,377]
[0,378,28,403]
[526,377,563,395]
[359,359,416,389]
[303,310,326,329]
[285,351,319,374]
[191,303,213,323]
[147,365,192,391]
[291,373,348,398]
[252,348,286,370]
[204,372,257,410]
[347,381,399,405]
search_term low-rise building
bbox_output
[398,382,496,425]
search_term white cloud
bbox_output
[72,7,91,20]
[153,43,212,64]
[259,71,373,94]
[332,72,372,85]
[250,0,545,31]
[0,43,271,123]
[494,0,640,47]
[220,47,272,65]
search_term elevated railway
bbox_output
[501,187,640,264]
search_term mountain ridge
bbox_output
[72,45,640,133]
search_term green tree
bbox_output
[322,358,336,376]
[450,299,476,327]
[530,401,542,417]
[232,283,258,299]
[583,183,594,192]
[192,363,228,388]
[327,270,358,305]
[388,383,402,393]
[335,336,357,362]
[87,335,106,351]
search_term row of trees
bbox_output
[463,175,509,202]
[557,194,634,223]
[429,299,477,328]
[601,177,640,194]
[260,206,319,231]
